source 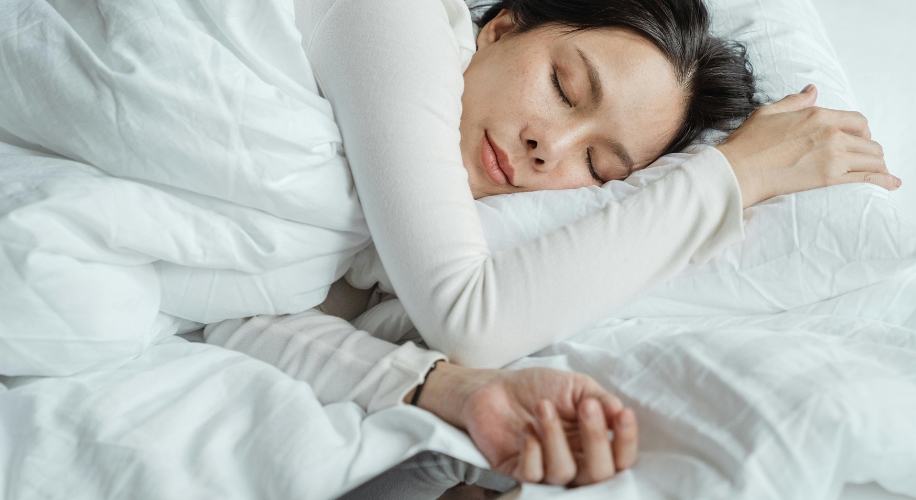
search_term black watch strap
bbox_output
[410,361,439,406]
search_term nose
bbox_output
[522,121,582,173]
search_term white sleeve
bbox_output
[305,0,745,368]
[203,310,445,414]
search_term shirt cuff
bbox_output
[366,342,447,414]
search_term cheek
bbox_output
[529,163,597,191]
[465,37,559,122]
[515,65,556,115]
[490,47,555,116]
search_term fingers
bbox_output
[502,429,544,484]
[808,108,872,139]
[757,86,873,140]
[595,395,639,471]
[841,168,902,191]
[840,152,887,176]
[536,400,577,485]
[843,135,884,160]
[515,430,544,483]
[571,398,615,486]
[823,142,899,189]
[611,408,639,470]
[598,393,624,414]
[757,84,817,116]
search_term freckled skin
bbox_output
[460,10,685,199]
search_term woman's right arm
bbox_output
[303,0,896,369]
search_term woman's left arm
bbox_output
[203,310,444,413]
[204,308,638,485]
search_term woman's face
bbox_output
[461,10,686,199]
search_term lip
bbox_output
[481,131,516,186]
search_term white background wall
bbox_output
[810,0,916,224]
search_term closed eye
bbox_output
[552,67,572,107]
[554,67,604,183]
[586,148,604,183]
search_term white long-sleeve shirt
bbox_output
[296,0,744,366]
[206,0,745,413]
[203,308,442,413]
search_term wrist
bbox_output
[715,144,767,208]
[404,361,498,430]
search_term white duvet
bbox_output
[0,0,372,376]
[1,0,915,500]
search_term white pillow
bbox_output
[348,0,915,316]
[704,0,858,111]
[472,0,916,316]
[481,156,916,317]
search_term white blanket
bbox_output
[506,310,916,499]
[0,0,370,376]
[2,0,916,499]
[0,337,487,499]
[3,275,915,499]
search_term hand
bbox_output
[408,362,638,486]
[716,84,901,208]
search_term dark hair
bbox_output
[472,0,761,155]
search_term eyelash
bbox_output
[586,149,602,183]
[552,68,603,183]
[551,68,572,107]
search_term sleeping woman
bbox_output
[203,0,900,491]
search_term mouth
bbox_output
[481,131,516,186]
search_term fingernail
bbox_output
[896,177,903,187]
[801,84,814,93]
[537,400,554,421]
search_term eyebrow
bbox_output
[606,138,636,176]
[577,48,604,109]
[577,48,636,175]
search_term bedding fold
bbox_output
[0,0,372,374]
[3,278,916,500]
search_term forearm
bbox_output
[204,310,444,413]
[410,148,744,368]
